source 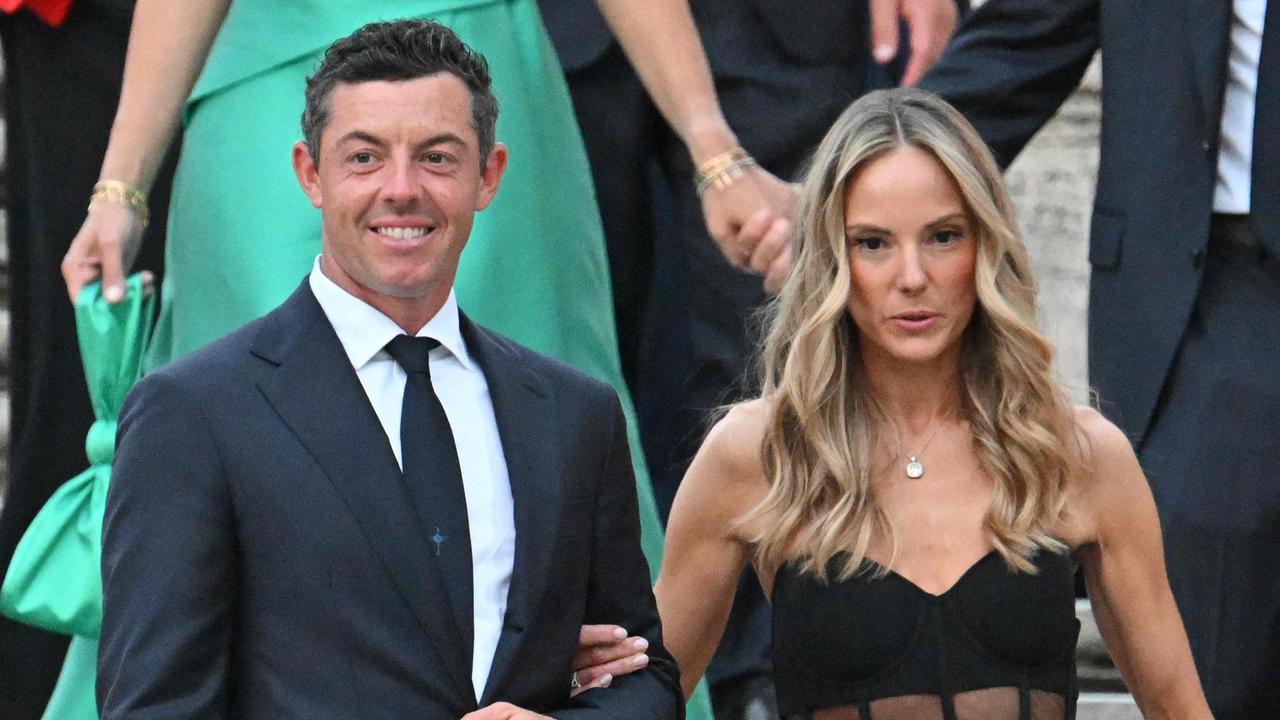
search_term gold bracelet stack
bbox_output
[90,179,149,228]
[693,148,757,197]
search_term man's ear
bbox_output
[474,142,508,211]
[292,141,323,209]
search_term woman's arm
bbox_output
[590,0,796,291]
[62,0,231,303]
[654,402,770,699]
[1074,408,1212,719]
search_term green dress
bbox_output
[149,0,709,716]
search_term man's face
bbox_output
[293,74,506,313]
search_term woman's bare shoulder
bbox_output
[1061,405,1147,545]
[700,398,772,478]
[663,399,776,543]
[1071,405,1139,476]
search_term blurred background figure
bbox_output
[922,1,1280,717]
[539,1,962,717]
[0,0,175,716]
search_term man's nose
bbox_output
[381,158,423,204]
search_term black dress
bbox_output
[771,549,1079,719]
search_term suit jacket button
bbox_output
[1201,140,1212,153]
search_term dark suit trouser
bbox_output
[1139,232,1280,720]
[0,4,173,717]
[564,43,872,709]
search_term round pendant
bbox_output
[905,459,924,479]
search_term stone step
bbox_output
[1077,598,1129,693]
[1078,693,1141,719]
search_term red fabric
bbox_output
[1,0,73,27]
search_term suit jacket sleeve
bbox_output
[918,0,1101,167]
[99,371,235,720]
[549,391,683,720]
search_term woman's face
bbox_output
[843,145,979,368]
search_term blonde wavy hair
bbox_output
[746,88,1082,582]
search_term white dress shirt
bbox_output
[309,259,515,701]
[1214,0,1267,213]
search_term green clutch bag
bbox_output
[0,275,155,637]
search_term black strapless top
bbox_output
[771,549,1080,720]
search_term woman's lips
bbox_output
[892,312,938,332]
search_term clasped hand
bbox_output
[700,164,798,296]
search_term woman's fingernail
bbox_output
[612,627,627,639]
[632,654,649,668]
[600,674,613,687]
[874,44,896,63]
[104,285,124,302]
[632,638,649,651]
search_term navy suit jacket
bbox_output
[99,283,683,719]
[921,0,1277,444]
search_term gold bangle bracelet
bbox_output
[695,156,758,197]
[90,179,149,227]
[693,148,750,184]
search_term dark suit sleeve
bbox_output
[549,392,683,720]
[918,0,1101,167]
[99,372,236,719]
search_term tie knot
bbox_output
[384,334,441,375]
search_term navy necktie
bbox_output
[1253,0,1279,255]
[384,334,473,658]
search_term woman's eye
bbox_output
[931,229,962,245]
[853,236,885,251]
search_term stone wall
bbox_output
[1005,57,1101,401]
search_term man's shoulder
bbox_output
[131,309,284,407]
[466,321,617,403]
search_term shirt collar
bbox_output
[308,257,474,371]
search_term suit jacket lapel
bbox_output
[251,285,474,700]
[1183,0,1232,130]
[460,317,562,704]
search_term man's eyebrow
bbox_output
[332,132,469,150]
[334,130,386,147]
[416,132,468,150]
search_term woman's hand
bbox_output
[700,167,798,295]
[59,0,233,304]
[570,624,651,696]
[62,198,147,304]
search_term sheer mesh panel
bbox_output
[867,694,946,719]
[1029,690,1069,719]
[810,694,945,720]
[808,689,1068,720]
[953,687,1020,718]
[953,688,1067,720]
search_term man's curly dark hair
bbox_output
[301,19,499,165]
